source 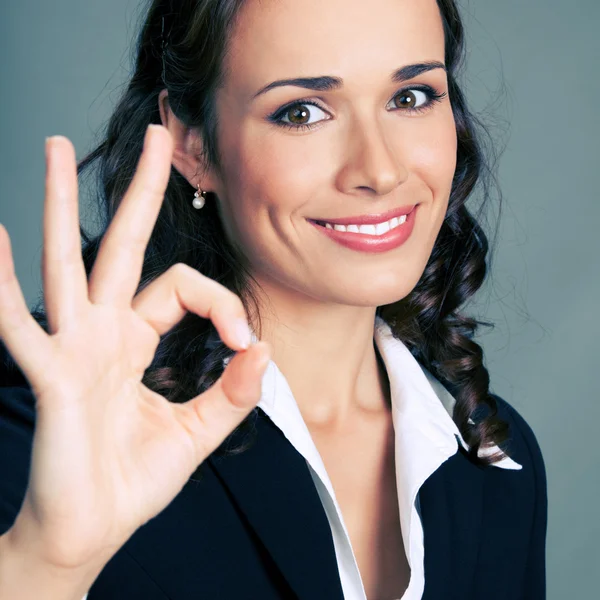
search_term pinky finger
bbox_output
[0,224,53,385]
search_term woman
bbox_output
[0,0,547,598]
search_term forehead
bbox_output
[224,0,446,97]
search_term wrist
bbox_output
[0,526,108,600]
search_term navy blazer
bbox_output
[0,359,547,599]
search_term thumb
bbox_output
[179,341,271,459]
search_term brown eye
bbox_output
[275,102,329,128]
[287,106,311,125]
[394,90,418,109]
[387,88,434,112]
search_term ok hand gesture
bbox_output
[0,125,270,571]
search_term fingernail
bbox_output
[233,319,252,349]
[45,135,66,146]
[255,347,271,371]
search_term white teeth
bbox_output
[321,214,409,236]
[375,221,390,235]
[358,224,377,235]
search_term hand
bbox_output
[0,125,271,571]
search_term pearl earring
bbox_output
[193,185,207,209]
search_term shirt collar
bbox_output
[373,315,522,471]
[231,316,521,592]
[229,316,521,471]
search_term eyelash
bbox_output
[268,85,448,132]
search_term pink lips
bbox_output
[308,204,419,253]
[311,204,418,226]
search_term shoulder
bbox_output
[0,342,36,535]
[481,396,548,545]
[480,397,548,594]
[0,341,36,434]
[0,343,36,450]
[423,364,546,480]
[493,395,546,482]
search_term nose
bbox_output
[335,118,409,197]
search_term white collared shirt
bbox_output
[253,315,522,600]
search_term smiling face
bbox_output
[205,0,457,310]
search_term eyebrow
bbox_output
[251,61,447,100]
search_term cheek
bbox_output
[410,111,457,198]
[409,111,457,231]
[211,125,315,276]
[216,121,334,258]
[243,129,334,209]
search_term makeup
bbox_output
[307,204,418,253]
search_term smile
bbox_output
[307,205,419,254]
[315,214,408,236]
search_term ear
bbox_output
[158,89,220,192]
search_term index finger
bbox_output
[88,125,174,306]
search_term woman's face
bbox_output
[208,0,457,309]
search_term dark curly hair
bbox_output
[27,0,510,468]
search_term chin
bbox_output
[352,289,415,309]
[319,275,421,309]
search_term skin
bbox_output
[159,0,457,596]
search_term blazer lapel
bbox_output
[208,408,345,600]
[419,446,486,600]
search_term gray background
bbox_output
[1,0,598,597]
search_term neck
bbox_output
[248,279,392,429]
